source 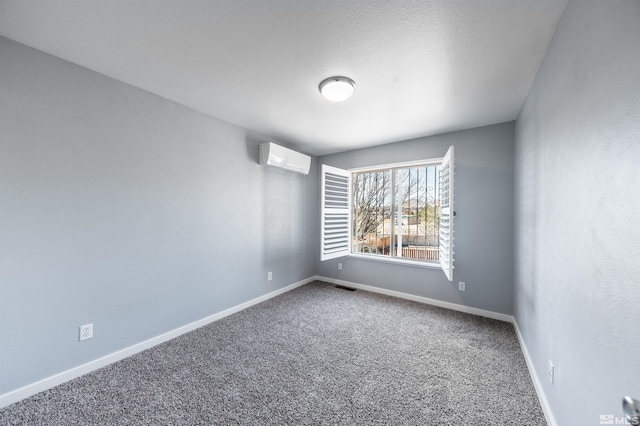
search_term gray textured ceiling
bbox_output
[0,0,567,155]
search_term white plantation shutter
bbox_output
[321,165,350,261]
[439,146,455,281]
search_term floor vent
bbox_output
[334,285,356,291]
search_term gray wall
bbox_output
[514,1,640,424]
[0,37,318,394]
[317,122,515,315]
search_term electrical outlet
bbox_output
[548,360,554,384]
[267,271,272,281]
[338,263,343,271]
[458,281,466,291]
[79,323,93,341]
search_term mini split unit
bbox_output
[259,142,311,175]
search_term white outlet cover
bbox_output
[267,272,272,281]
[79,323,93,341]
[548,360,554,384]
[338,263,343,270]
[458,281,466,291]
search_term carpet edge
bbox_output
[513,320,556,426]
[314,275,513,322]
[0,277,315,409]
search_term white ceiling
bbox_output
[0,0,566,156]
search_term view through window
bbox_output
[352,164,441,263]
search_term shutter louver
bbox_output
[321,165,350,261]
[439,146,455,281]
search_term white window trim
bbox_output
[349,253,442,269]
[348,157,443,173]
[320,146,455,281]
[349,156,444,268]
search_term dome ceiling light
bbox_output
[318,76,356,102]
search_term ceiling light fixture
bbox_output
[319,76,356,102]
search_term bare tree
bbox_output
[352,171,391,239]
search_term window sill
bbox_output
[348,253,441,269]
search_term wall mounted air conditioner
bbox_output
[259,142,311,175]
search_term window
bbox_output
[321,146,455,281]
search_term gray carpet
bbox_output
[0,281,546,425]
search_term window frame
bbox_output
[321,146,455,280]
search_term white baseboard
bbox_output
[0,277,314,409]
[314,275,513,322]
[512,320,557,426]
